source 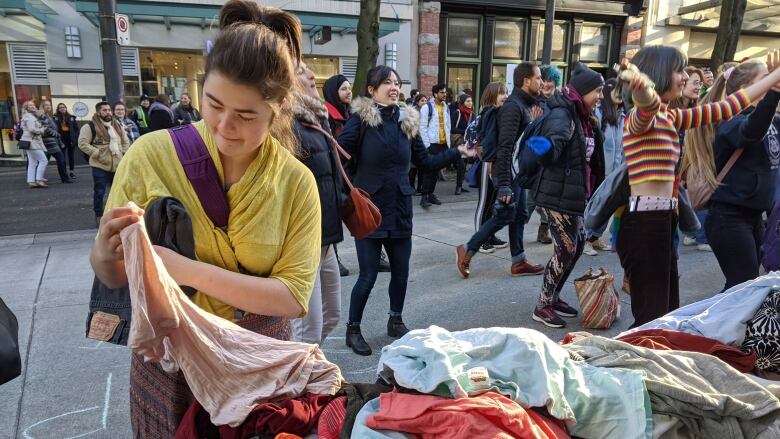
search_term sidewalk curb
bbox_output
[0,229,96,247]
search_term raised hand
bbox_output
[531,105,544,120]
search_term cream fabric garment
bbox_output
[122,219,343,427]
[102,120,122,157]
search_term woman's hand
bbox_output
[93,204,144,263]
[457,143,477,158]
[153,245,194,287]
[531,105,544,120]
[766,50,780,91]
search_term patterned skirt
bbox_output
[129,314,291,439]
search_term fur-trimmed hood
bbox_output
[293,92,329,126]
[350,96,420,139]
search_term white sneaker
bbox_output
[583,242,598,256]
[697,244,713,252]
[683,236,697,246]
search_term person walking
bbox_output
[618,47,780,328]
[584,78,625,255]
[706,60,780,290]
[289,61,344,344]
[323,74,352,137]
[78,101,130,224]
[39,100,72,184]
[450,93,473,195]
[468,82,509,253]
[456,63,546,279]
[20,100,48,188]
[54,103,79,179]
[113,101,140,143]
[339,65,473,356]
[148,94,176,132]
[172,93,202,125]
[131,94,151,136]
[529,63,605,328]
[418,83,452,207]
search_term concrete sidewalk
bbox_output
[0,195,727,438]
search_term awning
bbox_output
[0,0,57,23]
[665,0,780,34]
[73,0,401,36]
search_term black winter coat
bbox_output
[338,97,459,239]
[532,92,605,216]
[53,113,78,146]
[293,95,344,247]
[494,88,537,188]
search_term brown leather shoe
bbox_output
[511,260,544,277]
[536,223,552,244]
[455,244,471,279]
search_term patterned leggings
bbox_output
[539,209,584,305]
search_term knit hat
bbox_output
[567,62,604,96]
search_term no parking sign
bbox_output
[115,14,130,46]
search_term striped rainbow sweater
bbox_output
[623,89,750,186]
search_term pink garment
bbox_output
[366,391,570,439]
[121,221,343,427]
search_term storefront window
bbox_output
[447,64,477,99]
[536,21,569,62]
[447,17,480,58]
[304,56,339,94]
[580,25,610,64]
[138,49,205,111]
[492,64,507,83]
[494,20,525,60]
[0,43,16,154]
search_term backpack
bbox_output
[761,203,780,272]
[12,121,23,141]
[511,109,553,189]
[466,108,498,160]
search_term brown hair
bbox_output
[670,66,705,109]
[683,60,765,188]
[480,82,508,108]
[206,0,302,154]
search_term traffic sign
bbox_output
[115,14,130,46]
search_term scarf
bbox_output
[102,120,122,157]
[323,74,350,120]
[458,104,473,125]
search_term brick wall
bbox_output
[621,16,644,60]
[418,1,441,95]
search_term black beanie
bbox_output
[567,62,604,96]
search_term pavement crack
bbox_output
[14,245,51,438]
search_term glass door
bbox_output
[446,64,478,102]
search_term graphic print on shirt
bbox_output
[585,136,595,163]
[765,123,780,170]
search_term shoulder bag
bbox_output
[301,122,381,240]
[685,148,744,210]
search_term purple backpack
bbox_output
[761,204,780,272]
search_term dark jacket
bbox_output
[338,97,459,239]
[131,106,150,136]
[53,113,78,146]
[495,88,538,188]
[39,113,62,152]
[173,104,202,126]
[477,106,500,162]
[712,90,780,212]
[293,94,344,247]
[325,101,348,138]
[87,197,196,345]
[450,107,473,136]
[532,92,605,216]
[148,102,175,133]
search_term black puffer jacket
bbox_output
[293,93,344,247]
[494,88,537,188]
[532,92,605,216]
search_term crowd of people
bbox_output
[12,0,778,434]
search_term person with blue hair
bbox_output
[540,64,562,99]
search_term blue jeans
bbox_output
[683,209,709,244]
[466,179,528,263]
[348,237,412,324]
[92,167,115,217]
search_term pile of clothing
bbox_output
[123,220,780,438]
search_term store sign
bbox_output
[115,14,130,46]
[73,102,89,118]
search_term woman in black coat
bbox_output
[323,74,352,138]
[54,103,79,179]
[337,66,474,355]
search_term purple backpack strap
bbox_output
[168,125,230,228]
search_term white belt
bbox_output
[628,195,678,212]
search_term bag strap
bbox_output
[715,148,744,184]
[168,125,230,228]
[301,122,355,193]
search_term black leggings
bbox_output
[348,237,412,324]
[617,209,679,328]
[539,209,584,305]
[706,202,764,291]
[421,143,448,195]
[61,136,77,171]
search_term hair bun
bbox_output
[219,0,262,30]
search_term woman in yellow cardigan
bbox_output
[88,1,321,436]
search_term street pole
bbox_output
[98,0,124,104]
[542,0,555,65]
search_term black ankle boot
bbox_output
[346,323,372,356]
[387,315,410,338]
